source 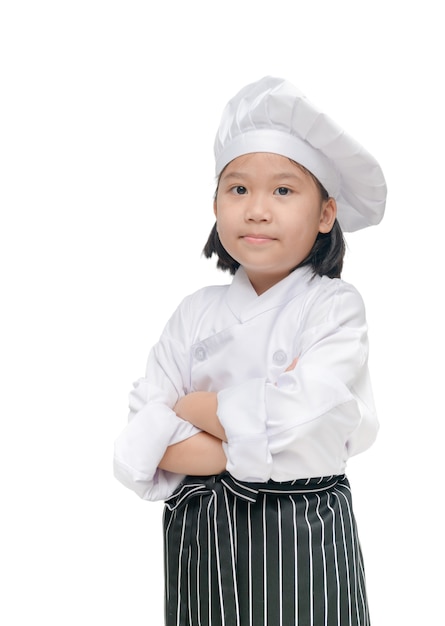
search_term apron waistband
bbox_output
[165,471,343,511]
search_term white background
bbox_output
[1,1,443,624]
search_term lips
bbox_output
[241,234,277,244]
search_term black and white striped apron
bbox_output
[164,472,370,626]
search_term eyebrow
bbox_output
[271,172,305,181]
[221,171,305,182]
[220,171,248,181]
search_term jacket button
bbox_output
[272,350,287,365]
[194,346,207,361]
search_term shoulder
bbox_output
[319,275,364,302]
[164,283,230,330]
[179,283,231,313]
[302,275,366,327]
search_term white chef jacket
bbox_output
[114,266,378,501]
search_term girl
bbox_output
[114,76,386,626]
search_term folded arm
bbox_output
[158,431,226,475]
[157,392,227,475]
[174,392,227,441]
[160,360,299,474]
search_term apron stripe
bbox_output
[163,473,370,626]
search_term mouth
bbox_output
[241,234,277,244]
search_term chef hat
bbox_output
[214,76,386,232]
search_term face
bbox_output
[214,152,337,294]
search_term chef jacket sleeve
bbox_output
[216,282,378,482]
[114,300,200,500]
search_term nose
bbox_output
[245,194,272,222]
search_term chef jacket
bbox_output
[114,265,378,501]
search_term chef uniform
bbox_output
[114,76,387,626]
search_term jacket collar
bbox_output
[226,265,315,322]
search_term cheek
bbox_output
[215,206,234,233]
[214,215,229,244]
[216,224,233,252]
[287,210,320,238]
[285,215,320,255]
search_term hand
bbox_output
[285,357,298,372]
[174,392,227,442]
[173,394,191,418]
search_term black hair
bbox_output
[203,163,346,279]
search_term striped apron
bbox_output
[164,472,370,626]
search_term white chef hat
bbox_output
[214,76,386,232]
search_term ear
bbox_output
[213,199,217,218]
[318,197,337,233]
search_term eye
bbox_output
[275,186,291,196]
[232,185,247,195]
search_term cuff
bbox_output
[114,403,200,499]
[113,458,184,501]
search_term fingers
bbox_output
[285,357,298,372]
